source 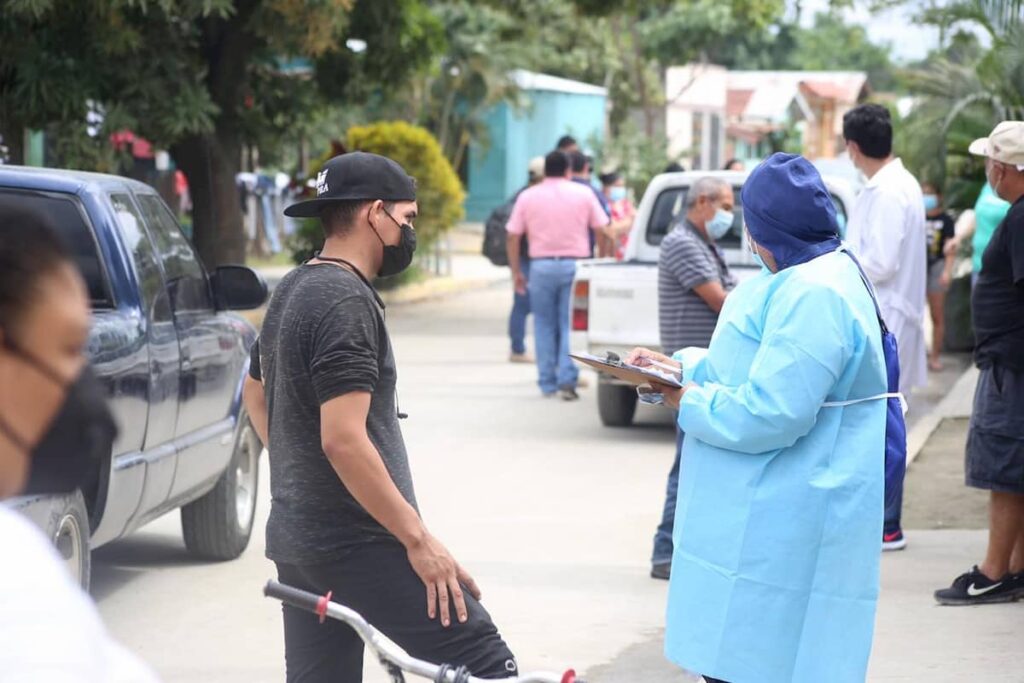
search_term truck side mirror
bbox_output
[210,265,268,311]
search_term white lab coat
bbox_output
[846,158,928,392]
[0,506,160,682]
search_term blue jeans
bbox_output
[528,259,579,394]
[652,427,684,565]
[509,260,531,354]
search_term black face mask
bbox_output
[373,208,417,278]
[0,340,117,496]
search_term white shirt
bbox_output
[846,157,928,391]
[0,505,160,682]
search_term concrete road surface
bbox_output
[93,283,1021,682]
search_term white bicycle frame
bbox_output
[263,580,579,683]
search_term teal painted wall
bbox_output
[465,89,606,221]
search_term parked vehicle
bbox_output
[571,170,857,427]
[1,166,268,588]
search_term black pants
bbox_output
[276,542,517,682]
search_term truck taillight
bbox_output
[572,280,589,331]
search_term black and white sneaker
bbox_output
[934,566,1024,606]
[559,387,580,401]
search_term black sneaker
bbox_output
[934,566,1024,606]
[650,562,671,580]
[559,387,580,401]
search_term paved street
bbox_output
[93,281,1022,682]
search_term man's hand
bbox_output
[407,533,482,627]
[513,271,528,295]
[940,269,953,289]
[625,347,679,371]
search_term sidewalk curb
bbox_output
[906,366,979,466]
[380,274,505,306]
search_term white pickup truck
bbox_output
[571,169,857,427]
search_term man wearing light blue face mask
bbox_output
[647,176,737,580]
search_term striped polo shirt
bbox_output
[658,219,737,353]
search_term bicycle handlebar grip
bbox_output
[264,580,325,615]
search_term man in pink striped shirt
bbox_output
[506,151,611,399]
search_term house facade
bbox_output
[666,64,869,170]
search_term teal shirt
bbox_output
[973,184,1011,272]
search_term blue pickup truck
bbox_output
[0,166,267,588]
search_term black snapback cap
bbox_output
[284,152,417,218]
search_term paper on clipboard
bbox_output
[570,352,683,388]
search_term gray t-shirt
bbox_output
[250,263,417,564]
[658,220,737,353]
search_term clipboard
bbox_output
[570,352,682,388]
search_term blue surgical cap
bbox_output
[741,153,841,270]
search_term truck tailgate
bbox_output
[579,262,660,349]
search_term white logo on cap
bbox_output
[316,170,329,196]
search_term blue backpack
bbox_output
[841,249,907,534]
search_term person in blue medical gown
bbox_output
[628,153,889,683]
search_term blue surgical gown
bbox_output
[665,250,887,683]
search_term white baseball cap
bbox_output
[527,156,545,180]
[969,121,1024,170]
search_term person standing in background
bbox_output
[599,171,636,259]
[556,135,579,154]
[648,176,737,580]
[945,178,1011,287]
[507,157,545,363]
[935,121,1024,606]
[570,153,611,258]
[843,103,926,551]
[506,151,611,400]
[922,182,956,371]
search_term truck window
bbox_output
[110,193,171,323]
[646,185,744,250]
[135,194,213,313]
[0,188,113,308]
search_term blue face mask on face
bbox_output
[706,208,734,240]
[748,233,771,273]
[609,186,627,202]
[923,194,939,211]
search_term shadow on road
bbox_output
[91,531,213,601]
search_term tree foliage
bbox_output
[899,1,1023,206]
[0,0,443,267]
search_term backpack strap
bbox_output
[837,246,890,335]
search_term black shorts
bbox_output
[275,541,517,682]
[966,364,1024,493]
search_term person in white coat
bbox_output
[843,103,926,551]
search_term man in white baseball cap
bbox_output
[935,121,1024,605]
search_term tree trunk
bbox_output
[171,130,246,269]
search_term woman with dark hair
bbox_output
[599,171,635,259]
[628,154,889,682]
[0,199,158,680]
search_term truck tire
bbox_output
[46,490,91,590]
[181,412,261,561]
[598,382,638,427]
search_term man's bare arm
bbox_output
[693,280,729,313]
[321,392,480,626]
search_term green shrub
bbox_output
[288,121,465,274]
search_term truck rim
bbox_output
[234,422,259,530]
[54,512,85,585]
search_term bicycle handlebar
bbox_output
[263,580,582,683]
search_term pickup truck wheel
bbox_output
[598,382,638,427]
[181,412,260,561]
[45,490,91,590]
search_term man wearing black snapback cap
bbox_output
[243,152,517,680]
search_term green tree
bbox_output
[0,1,443,268]
[714,12,897,91]
[900,0,1023,205]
